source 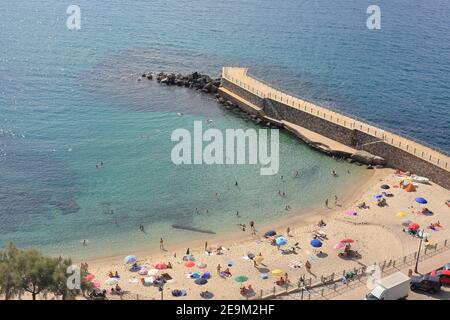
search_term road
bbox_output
[332,250,450,300]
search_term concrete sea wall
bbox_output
[220,72,450,190]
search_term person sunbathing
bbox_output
[275,277,286,286]
[108,271,114,278]
[221,268,232,277]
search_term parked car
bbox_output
[430,269,450,285]
[410,275,441,293]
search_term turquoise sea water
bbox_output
[1,1,449,259]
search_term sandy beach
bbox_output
[82,168,450,300]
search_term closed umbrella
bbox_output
[310,239,323,248]
[275,236,288,246]
[235,275,249,283]
[105,278,119,286]
[124,255,137,264]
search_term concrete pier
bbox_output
[219,67,450,189]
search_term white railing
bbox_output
[222,67,450,172]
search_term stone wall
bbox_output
[221,79,450,190]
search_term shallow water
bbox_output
[1,0,448,259]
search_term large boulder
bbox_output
[351,150,386,165]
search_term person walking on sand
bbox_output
[217,264,221,275]
[286,227,291,237]
[160,238,164,251]
[204,241,208,252]
[305,260,312,272]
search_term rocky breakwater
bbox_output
[142,71,221,94]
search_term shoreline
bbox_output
[83,168,378,265]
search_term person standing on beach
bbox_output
[236,211,240,218]
[160,238,164,251]
[250,221,255,235]
[217,264,221,275]
[286,227,291,237]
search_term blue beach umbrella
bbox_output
[415,197,428,204]
[276,236,288,246]
[124,255,137,264]
[310,239,323,248]
[264,230,277,238]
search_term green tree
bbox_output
[0,243,23,300]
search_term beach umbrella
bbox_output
[345,209,357,216]
[93,281,101,288]
[124,255,137,264]
[184,261,195,268]
[415,197,427,204]
[138,268,148,276]
[105,278,119,286]
[340,238,354,243]
[408,222,420,231]
[202,272,212,279]
[235,275,249,283]
[197,262,207,269]
[147,269,158,276]
[334,242,346,250]
[271,269,283,276]
[276,236,288,246]
[264,230,277,238]
[194,278,208,285]
[190,272,201,279]
[153,263,167,270]
[247,253,255,260]
[84,274,95,282]
[310,239,323,248]
[396,211,408,218]
[144,276,154,284]
[374,194,383,199]
[260,273,269,280]
[380,184,390,190]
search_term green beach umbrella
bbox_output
[235,275,249,283]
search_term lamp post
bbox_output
[414,230,428,274]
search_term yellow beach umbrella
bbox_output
[396,212,407,218]
[271,269,283,276]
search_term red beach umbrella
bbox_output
[184,261,195,268]
[84,274,95,282]
[153,263,168,270]
[340,238,354,243]
[408,222,420,231]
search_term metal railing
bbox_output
[253,238,449,300]
[222,67,450,172]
